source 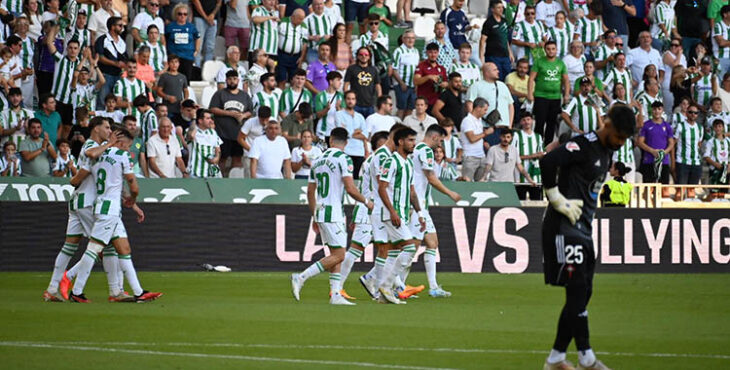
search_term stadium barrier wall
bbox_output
[1,202,728,273]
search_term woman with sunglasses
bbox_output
[165,3,200,82]
[662,38,686,110]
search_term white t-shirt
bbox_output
[402,113,438,142]
[365,112,396,138]
[535,0,563,28]
[460,113,485,158]
[291,145,323,177]
[240,117,267,156]
[88,8,121,41]
[627,46,662,83]
[146,134,182,178]
[249,135,291,178]
[131,12,165,40]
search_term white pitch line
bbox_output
[4,341,730,361]
[0,342,456,370]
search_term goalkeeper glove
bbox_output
[545,187,584,225]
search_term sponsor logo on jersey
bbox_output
[566,141,580,152]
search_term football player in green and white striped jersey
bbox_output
[250,0,280,56]
[448,43,482,93]
[142,25,167,74]
[132,95,158,145]
[376,127,425,304]
[704,119,730,185]
[69,127,163,303]
[253,72,283,120]
[187,109,223,178]
[691,58,718,107]
[602,53,633,102]
[44,117,125,302]
[335,131,388,301]
[405,124,461,298]
[547,11,578,59]
[562,77,604,135]
[291,127,372,305]
[674,104,704,189]
[114,60,148,122]
[392,30,420,119]
[0,88,32,148]
[279,69,312,120]
[313,71,344,139]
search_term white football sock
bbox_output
[47,242,78,293]
[424,248,438,290]
[547,349,566,364]
[578,349,596,367]
[329,273,341,292]
[389,245,415,289]
[340,248,362,287]
[118,254,143,296]
[102,246,121,296]
[370,256,385,281]
[71,250,99,296]
[378,250,399,288]
[300,261,324,281]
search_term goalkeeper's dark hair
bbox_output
[370,131,389,150]
[607,105,636,136]
[393,127,417,147]
[425,124,447,137]
[330,127,349,144]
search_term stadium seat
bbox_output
[413,16,436,39]
[468,0,489,16]
[386,0,397,13]
[201,85,217,108]
[214,36,227,60]
[228,167,246,178]
[201,60,225,83]
[186,86,198,104]
[412,0,437,15]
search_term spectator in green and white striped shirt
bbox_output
[276,9,308,89]
[449,43,482,95]
[674,104,704,191]
[114,60,149,122]
[142,24,167,75]
[392,29,419,120]
[279,69,313,120]
[704,119,730,185]
[250,0,280,57]
[691,57,718,107]
[304,0,332,65]
[562,77,603,135]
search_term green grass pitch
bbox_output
[1,272,729,369]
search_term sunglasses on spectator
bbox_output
[615,43,623,47]
[671,43,681,47]
[525,12,535,15]
[149,3,159,6]
[369,22,379,25]
[687,111,699,115]
[177,12,188,16]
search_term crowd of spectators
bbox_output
[0,0,728,201]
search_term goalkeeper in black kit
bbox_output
[539,105,636,370]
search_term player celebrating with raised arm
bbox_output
[337,131,390,300]
[377,127,425,305]
[540,105,636,370]
[66,128,162,303]
[402,124,461,299]
[43,117,123,302]
[291,127,373,305]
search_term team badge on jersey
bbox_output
[566,142,580,152]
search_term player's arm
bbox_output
[343,176,368,205]
[540,141,585,225]
[123,173,139,209]
[378,179,400,226]
[307,181,317,216]
[86,133,121,159]
[425,170,461,202]
[409,184,422,213]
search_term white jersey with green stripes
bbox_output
[313,89,344,137]
[139,109,158,144]
[603,67,633,101]
[113,77,147,120]
[512,130,543,183]
[613,137,635,168]
[563,94,601,133]
[279,87,313,116]
[593,44,619,80]
[693,73,717,107]
[577,16,602,46]
[308,148,353,223]
[704,136,730,164]
[250,6,279,55]
[72,82,97,112]
[512,20,545,63]
[441,135,461,161]
[53,154,76,178]
[637,93,662,121]
[410,142,435,209]
[379,152,414,222]
[370,145,392,211]
[713,20,730,58]
[567,0,589,14]
[63,0,95,35]
[2,0,21,14]
[253,89,283,118]
[304,12,332,49]
[278,19,308,54]
[449,61,481,90]
[18,35,33,70]
[438,161,459,181]
[142,40,168,72]
[70,140,101,211]
[352,154,373,224]
[92,147,133,216]
[0,107,32,148]
[548,22,576,59]
[651,2,675,41]
[393,44,420,88]
[51,52,80,105]
[64,27,92,51]
[188,128,223,178]
[674,121,704,165]
[671,112,688,128]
